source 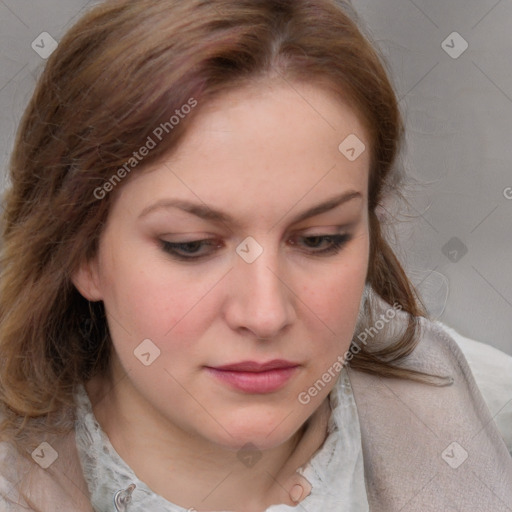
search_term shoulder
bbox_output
[432,321,512,456]
[0,424,93,512]
[0,436,31,510]
[0,404,38,509]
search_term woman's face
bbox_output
[76,80,370,451]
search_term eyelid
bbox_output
[159,225,350,246]
[159,232,353,263]
[297,229,344,237]
[293,222,355,233]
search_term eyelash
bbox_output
[160,234,352,261]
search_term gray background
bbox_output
[0,0,511,355]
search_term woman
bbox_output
[1,0,511,511]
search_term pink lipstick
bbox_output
[205,360,300,393]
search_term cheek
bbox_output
[96,239,203,342]
[106,269,211,341]
[305,245,368,329]
[293,261,367,409]
[329,266,366,320]
[306,270,365,345]
[300,253,369,369]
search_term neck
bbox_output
[85,364,331,512]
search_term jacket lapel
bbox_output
[348,317,512,511]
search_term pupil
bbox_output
[306,236,323,247]
[184,241,202,252]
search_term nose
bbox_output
[223,247,296,339]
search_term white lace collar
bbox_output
[74,368,369,512]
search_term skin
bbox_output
[74,79,371,511]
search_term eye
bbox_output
[289,234,352,255]
[160,239,223,261]
[160,233,352,262]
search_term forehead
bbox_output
[176,79,369,162]
[115,80,370,223]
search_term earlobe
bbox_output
[72,258,103,302]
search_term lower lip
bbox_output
[205,367,299,393]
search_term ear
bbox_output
[72,257,103,302]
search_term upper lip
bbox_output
[209,360,299,372]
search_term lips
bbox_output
[205,360,300,393]
[211,359,299,372]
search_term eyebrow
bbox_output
[138,190,363,227]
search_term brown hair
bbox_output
[0,0,446,452]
